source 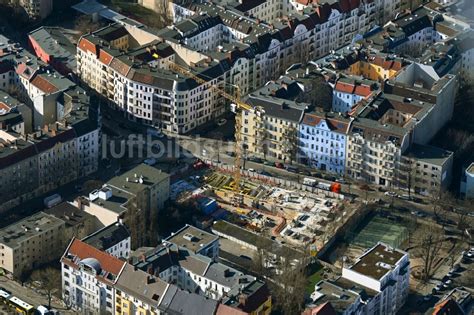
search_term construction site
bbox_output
[171,167,359,251]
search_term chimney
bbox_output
[147,265,154,275]
[43,124,49,133]
[147,275,155,284]
[140,254,146,262]
[238,294,248,307]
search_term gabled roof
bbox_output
[62,238,126,281]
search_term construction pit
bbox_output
[200,171,353,250]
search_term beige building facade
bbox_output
[0,212,65,279]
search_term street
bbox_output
[0,276,75,314]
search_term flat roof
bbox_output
[348,243,407,280]
[165,224,218,254]
[405,143,453,167]
[107,164,169,195]
[212,220,302,260]
[0,212,64,248]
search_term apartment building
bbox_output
[77,164,170,248]
[0,90,32,135]
[82,220,131,259]
[0,35,100,211]
[0,212,65,279]
[401,144,453,195]
[16,0,53,20]
[131,225,272,314]
[61,238,126,314]
[308,243,410,315]
[332,76,378,113]
[299,112,351,175]
[28,26,77,76]
[342,243,410,314]
[163,224,219,260]
[346,115,408,187]
[77,23,225,134]
[241,94,305,163]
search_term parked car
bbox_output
[335,178,346,184]
[257,170,271,176]
[311,172,323,178]
[248,168,256,173]
[248,156,263,163]
[398,194,411,200]
[384,191,397,197]
[275,162,284,169]
[285,165,299,173]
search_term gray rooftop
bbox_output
[160,285,218,315]
[44,202,95,228]
[348,243,407,280]
[82,221,130,251]
[28,27,77,71]
[0,212,64,248]
[165,224,218,254]
[404,143,453,167]
[115,264,168,307]
[107,164,170,196]
[212,220,303,260]
[309,280,362,313]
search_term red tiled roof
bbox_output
[31,75,59,93]
[0,102,11,111]
[98,49,113,65]
[64,238,126,276]
[432,298,464,315]
[369,55,403,71]
[78,38,97,55]
[335,81,372,97]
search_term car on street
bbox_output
[248,168,256,173]
[335,178,346,184]
[311,172,323,178]
[257,170,271,176]
[285,165,299,173]
[275,162,284,169]
[398,194,411,200]
[248,156,263,163]
[411,210,426,217]
[384,191,397,197]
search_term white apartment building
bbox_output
[61,238,126,314]
[332,77,376,113]
[346,122,408,187]
[299,112,350,175]
[308,243,409,315]
[342,243,410,315]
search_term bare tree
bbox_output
[414,224,444,282]
[272,244,311,315]
[30,267,61,308]
[359,183,370,202]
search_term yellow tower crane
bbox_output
[160,59,254,198]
